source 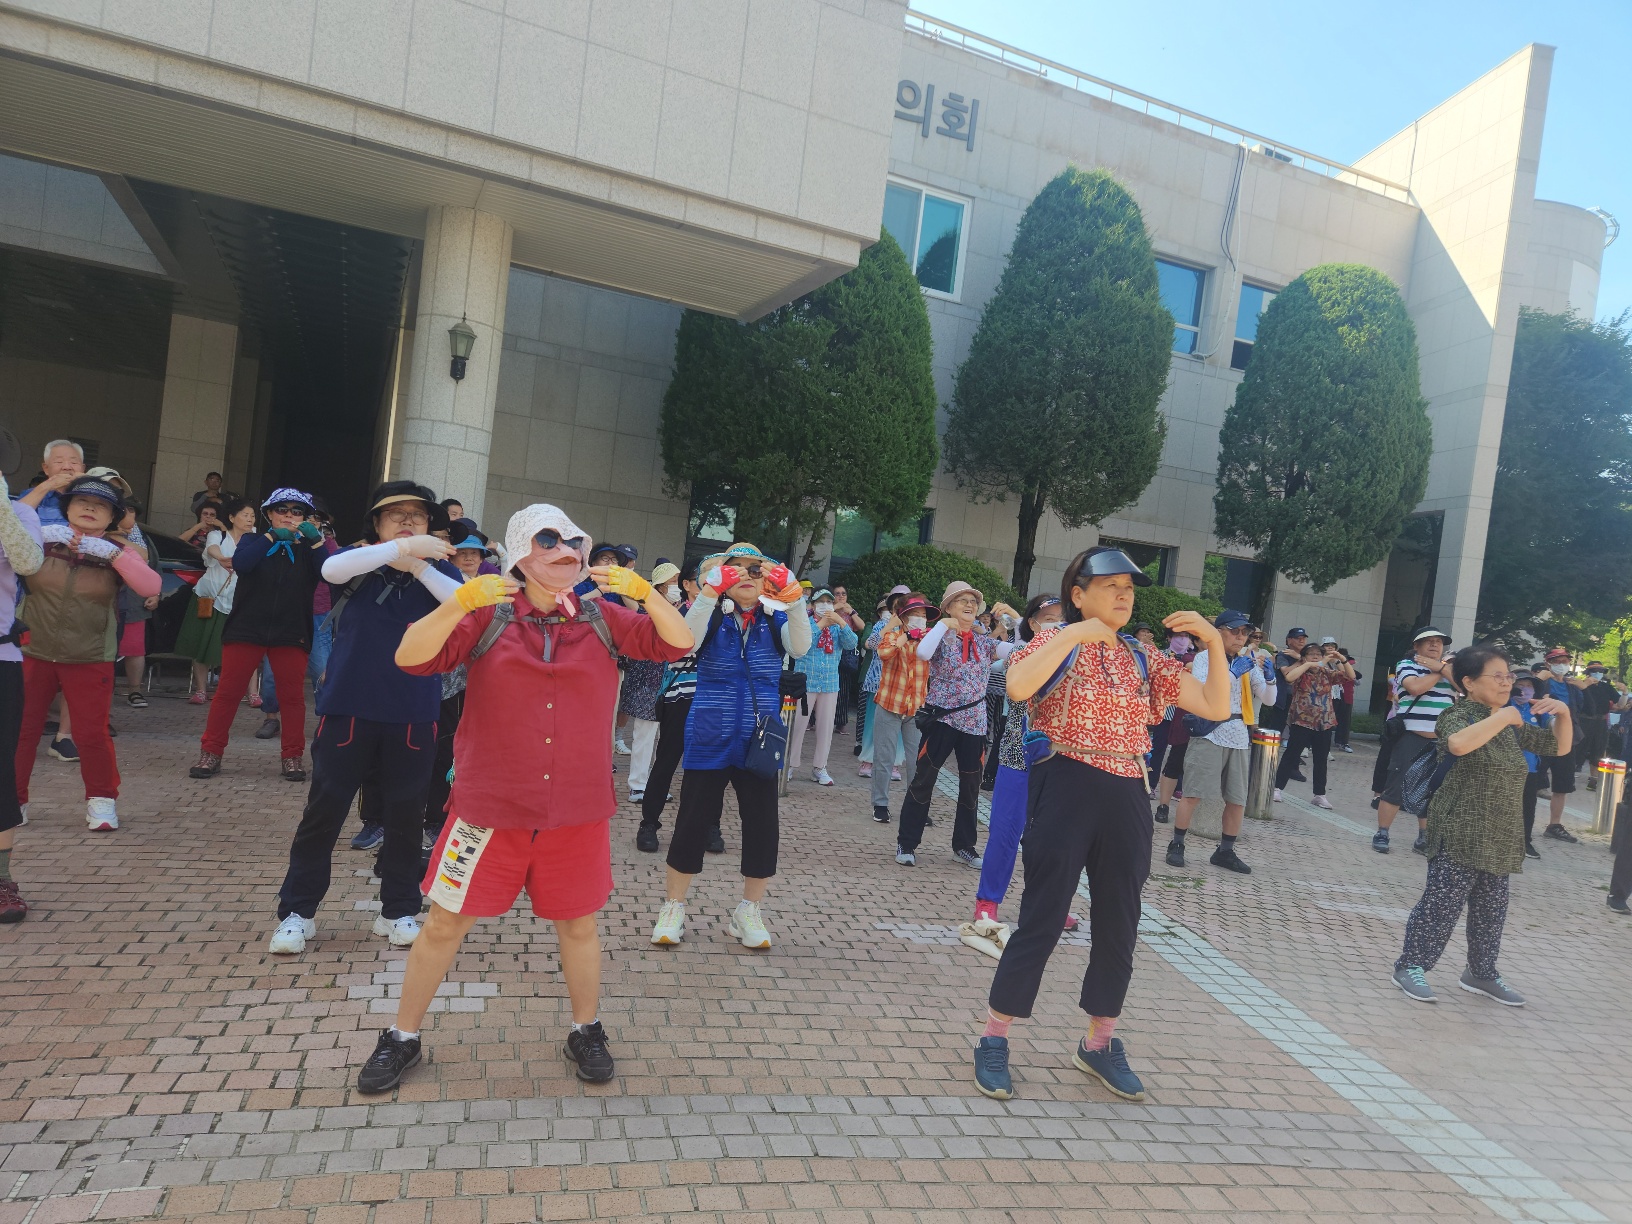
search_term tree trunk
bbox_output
[1250,566,1275,630]
[1012,488,1047,597]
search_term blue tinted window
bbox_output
[882,183,920,265]
[915,195,964,294]
[1157,260,1204,354]
[1236,283,1275,342]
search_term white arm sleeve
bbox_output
[683,591,719,649]
[780,599,812,658]
[416,564,461,603]
[994,639,1018,661]
[322,541,400,584]
[916,620,951,661]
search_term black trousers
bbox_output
[983,696,1006,784]
[1372,735,1395,793]
[641,695,693,829]
[1275,724,1333,794]
[423,691,463,834]
[835,666,856,728]
[1523,770,1544,842]
[1609,802,1632,903]
[0,661,22,833]
[279,715,437,922]
[989,756,1152,1019]
[897,720,984,855]
[667,765,778,877]
[1334,699,1352,747]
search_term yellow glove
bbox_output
[454,574,511,614]
[602,565,653,602]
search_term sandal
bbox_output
[126,692,148,709]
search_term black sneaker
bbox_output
[705,827,725,855]
[1371,829,1390,854]
[1289,769,1307,783]
[636,823,660,853]
[1524,840,1540,860]
[357,1028,421,1093]
[1154,803,1169,824]
[48,737,78,762]
[254,717,281,740]
[1543,823,1579,844]
[564,1022,615,1082]
[351,824,384,852]
[1413,832,1429,855]
[1210,846,1252,874]
[872,805,890,824]
[1164,840,1185,868]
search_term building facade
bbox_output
[0,5,1609,707]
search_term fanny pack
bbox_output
[914,693,986,734]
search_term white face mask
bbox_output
[906,615,927,630]
[814,602,834,615]
[663,585,682,604]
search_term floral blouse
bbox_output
[1289,667,1339,732]
[925,629,1000,736]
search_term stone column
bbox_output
[395,206,513,525]
[150,314,238,534]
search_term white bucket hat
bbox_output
[503,503,592,586]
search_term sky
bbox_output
[907,0,1630,324]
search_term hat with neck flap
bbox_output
[504,503,592,588]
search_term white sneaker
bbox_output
[728,900,772,949]
[1271,788,1284,803]
[1311,796,1334,810]
[17,803,26,826]
[373,914,421,946]
[651,899,686,945]
[813,767,833,786]
[614,738,632,755]
[629,789,645,803]
[895,845,916,866]
[269,914,315,954]
[86,797,118,831]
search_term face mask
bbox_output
[814,603,834,615]
[1169,635,1192,653]
[906,616,927,631]
[664,586,681,604]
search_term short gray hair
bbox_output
[43,438,84,463]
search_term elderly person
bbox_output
[648,544,809,950]
[1392,646,1571,1007]
[857,586,911,779]
[15,438,85,527]
[1272,640,1354,809]
[788,587,857,786]
[0,477,43,921]
[1374,627,1459,855]
[620,560,678,804]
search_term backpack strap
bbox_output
[467,602,515,662]
[318,575,368,636]
[577,596,618,661]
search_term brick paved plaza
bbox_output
[1,690,1629,1223]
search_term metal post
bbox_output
[1246,728,1282,821]
[1592,759,1625,835]
[780,696,798,797]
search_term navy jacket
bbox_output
[317,558,461,724]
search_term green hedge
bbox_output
[1131,585,1223,638]
[837,545,1020,623]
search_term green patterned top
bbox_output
[1426,699,1556,876]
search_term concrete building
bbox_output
[0,5,1609,707]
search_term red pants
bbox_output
[16,657,119,802]
[202,642,308,759]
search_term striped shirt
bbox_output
[1395,658,1458,734]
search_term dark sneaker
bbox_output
[635,823,660,853]
[1154,803,1169,823]
[1371,829,1390,854]
[1210,846,1251,874]
[0,879,27,924]
[1543,823,1579,844]
[1412,832,1429,855]
[1072,1037,1145,1101]
[281,757,306,782]
[357,1028,421,1093]
[188,751,222,779]
[1289,769,1307,783]
[1392,964,1436,1003]
[350,824,384,852]
[705,826,725,855]
[1458,969,1525,1006]
[973,1036,1013,1100]
[953,847,983,869]
[254,718,281,740]
[1524,840,1540,860]
[1608,895,1630,915]
[872,805,890,824]
[48,737,78,762]
[564,1022,615,1082]
[1164,840,1185,868]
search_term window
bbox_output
[882,180,968,298]
[1231,282,1277,370]
[828,507,936,579]
[1156,260,1205,355]
[1099,538,1172,587]
[1201,553,1269,616]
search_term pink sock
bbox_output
[981,1010,1012,1039]
[1082,1015,1117,1052]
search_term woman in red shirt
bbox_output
[353,504,692,1094]
[972,547,1229,1105]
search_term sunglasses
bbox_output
[267,504,307,517]
[535,528,586,552]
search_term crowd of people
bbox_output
[3,440,1628,1105]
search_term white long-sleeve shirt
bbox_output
[1190,649,1276,751]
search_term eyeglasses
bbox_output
[534,528,586,552]
[379,508,430,526]
[1482,673,1517,684]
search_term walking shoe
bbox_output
[1063,913,1082,931]
[1339,744,1355,753]
[1392,964,1436,1003]
[1458,969,1525,1007]
[1586,778,1598,792]
[281,757,306,782]
[705,826,725,855]
[350,824,384,851]
[636,823,660,853]
[890,766,902,781]
[255,717,281,740]
[1164,840,1185,868]
[1608,895,1630,915]
[187,691,206,705]
[1154,803,1169,823]
[1289,769,1307,783]
[1412,832,1429,855]
[628,789,644,803]
[973,1036,1013,1100]
[895,845,916,866]
[973,899,999,923]
[248,693,262,708]
[981,775,995,791]
[269,914,316,954]
[188,751,222,779]
[954,847,983,869]
[1311,796,1334,810]
[1371,829,1390,854]
[614,737,631,755]
[48,737,78,762]
[1072,1037,1145,1101]
[1543,823,1579,844]
[564,1021,615,1082]
[728,900,772,949]
[812,767,834,786]
[126,691,147,709]
[1272,788,1283,803]
[650,899,686,945]
[373,914,421,946]
[857,762,873,778]
[85,798,118,832]
[1209,845,1251,874]
[923,814,934,827]
[0,879,28,924]
[422,829,438,852]
[1524,840,1540,860]
[872,805,890,824]
[357,1028,420,1093]
[1536,788,1551,799]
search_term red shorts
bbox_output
[119,621,146,658]
[423,815,612,921]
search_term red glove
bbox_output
[704,564,742,595]
[762,562,792,590]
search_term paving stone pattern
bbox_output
[1,692,1628,1222]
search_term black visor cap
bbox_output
[1077,548,1153,587]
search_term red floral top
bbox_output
[1013,629,1185,778]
